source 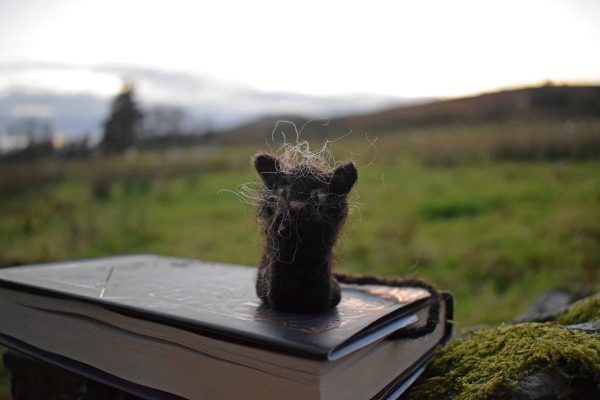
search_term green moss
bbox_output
[406,323,600,399]
[558,294,600,325]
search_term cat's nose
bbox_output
[289,201,304,210]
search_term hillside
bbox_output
[217,84,600,144]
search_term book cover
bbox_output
[0,255,434,360]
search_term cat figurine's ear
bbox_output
[330,162,358,195]
[254,153,281,188]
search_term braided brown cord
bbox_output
[334,273,441,339]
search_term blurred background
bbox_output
[1,0,599,349]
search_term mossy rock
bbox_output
[558,294,600,325]
[405,293,600,399]
[405,323,599,399]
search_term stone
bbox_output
[513,289,572,323]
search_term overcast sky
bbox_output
[1,0,599,99]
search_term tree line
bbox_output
[2,84,214,160]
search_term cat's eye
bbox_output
[311,189,327,202]
[277,186,290,198]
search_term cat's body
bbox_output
[254,154,357,313]
[252,151,442,337]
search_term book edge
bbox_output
[0,255,441,360]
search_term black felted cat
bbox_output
[254,153,357,313]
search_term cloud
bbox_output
[0,61,81,73]
[11,103,53,118]
[0,90,109,138]
[0,63,426,138]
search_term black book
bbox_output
[0,255,452,400]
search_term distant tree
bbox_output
[3,118,56,160]
[192,116,213,136]
[141,105,189,137]
[101,84,143,153]
[8,117,54,146]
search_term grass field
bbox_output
[0,119,599,395]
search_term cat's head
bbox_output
[253,153,357,229]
